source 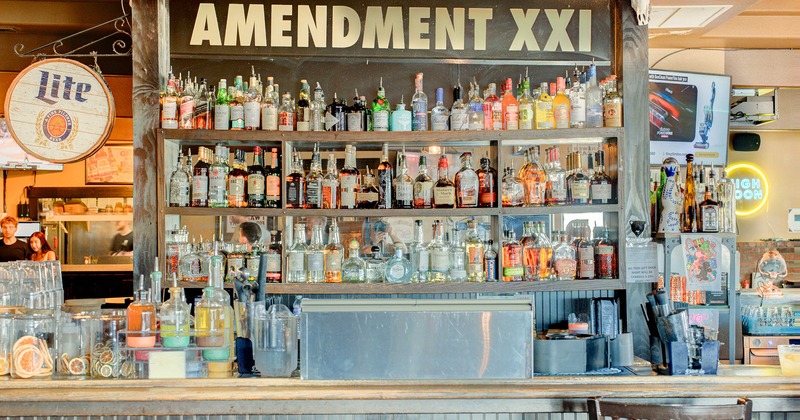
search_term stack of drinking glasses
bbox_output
[0,261,64,310]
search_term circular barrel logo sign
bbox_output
[3,58,115,163]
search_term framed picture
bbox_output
[85,146,133,184]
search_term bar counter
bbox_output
[1,366,798,416]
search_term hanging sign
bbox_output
[170,0,612,62]
[3,58,115,163]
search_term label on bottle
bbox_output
[265,253,281,273]
[536,101,554,129]
[492,102,503,130]
[230,105,245,129]
[214,105,230,130]
[412,100,427,131]
[433,186,455,206]
[388,263,406,280]
[587,104,603,128]
[504,104,519,130]
[570,92,586,126]
[288,253,304,271]
[346,113,364,131]
[162,101,178,129]
[322,181,337,208]
[227,256,244,272]
[265,175,280,199]
[578,246,595,279]
[248,173,265,195]
[325,254,342,271]
[418,250,429,271]
[208,168,227,202]
[306,180,321,207]
[571,182,590,200]
[391,111,412,131]
[519,103,534,130]
[503,266,524,277]
[278,112,294,131]
[459,185,478,206]
[551,188,567,201]
[414,181,433,206]
[287,180,302,206]
[466,248,484,275]
[341,174,357,189]
[246,256,260,278]
[431,112,449,131]
[396,183,413,201]
[430,250,449,272]
[341,190,356,208]
[591,183,612,201]
[603,102,622,127]
[244,102,261,128]
[701,205,720,232]
[307,253,324,271]
[373,110,389,131]
[359,191,378,203]
[229,177,246,202]
[261,106,278,130]
[342,269,362,282]
[450,108,468,131]
[179,100,195,129]
[169,179,190,206]
[555,258,577,279]
[297,108,311,131]
[554,104,570,128]
[192,175,208,201]
[486,258,497,281]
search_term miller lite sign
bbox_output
[3,59,115,163]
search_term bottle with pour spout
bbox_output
[160,274,191,348]
[126,274,157,348]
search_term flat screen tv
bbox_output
[0,117,63,171]
[648,69,731,167]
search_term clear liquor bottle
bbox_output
[484,240,498,282]
[535,82,555,129]
[265,231,282,283]
[244,67,262,130]
[585,62,604,128]
[450,83,469,131]
[413,155,434,209]
[310,82,326,131]
[377,143,393,209]
[322,153,339,209]
[179,75,196,129]
[501,78,519,130]
[213,79,229,130]
[433,155,456,209]
[305,143,323,209]
[502,165,525,207]
[502,230,524,282]
[278,92,295,131]
[431,87,450,131]
[347,90,366,132]
[228,149,248,208]
[286,151,306,209]
[409,220,429,283]
[339,145,359,209]
[385,248,412,283]
[324,220,344,283]
[194,78,211,129]
[569,152,591,205]
[179,240,204,282]
[393,152,414,209]
[161,70,179,129]
[602,75,623,127]
[717,169,736,233]
[208,145,229,208]
[553,77,571,129]
[306,224,325,283]
[261,77,278,131]
[411,73,428,131]
[591,150,614,204]
[246,146,266,208]
[569,67,587,128]
[518,78,535,130]
[428,220,450,283]
[467,80,485,130]
[191,147,211,207]
[286,224,308,283]
[464,220,485,282]
[365,245,385,283]
[522,147,546,207]
[455,152,479,208]
[448,228,467,282]
[341,240,366,283]
[476,152,497,208]
[169,152,190,207]
[265,148,281,208]
[229,75,245,130]
[545,148,568,206]
[296,79,311,131]
[357,167,379,209]
[371,78,391,132]
[552,230,577,280]
[483,83,502,131]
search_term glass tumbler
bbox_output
[90,309,132,379]
[58,311,99,378]
[10,311,57,379]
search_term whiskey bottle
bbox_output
[575,223,595,280]
[377,143,393,209]
[432,155,456,209]
[464,220,485,282]
[483,82,502,131]
[305,143,323,209]
[455,152,479,208]
[602,75,623,128]
[324,220,344,283]
[476,152,497,207]
[413,155,433,209]
[265,231,282,283]
[393,152,414,209]
[228,149,248,208]
[698,185,720,233]
[522,147,546,207]
[260,77,278,131]
[193,78,211,129]
[191,147,210,207]
[286,224,308,283]
[265,148,281,208]
[552,231,577,280]
[341,239,366,283]
[296,80,311,131]
[310,82,326,131]
[286,151,306,209]
[428,220,450,282]
[243,67,262,130]
[339,145,359,209]
[321,153,339,209]
[502,165,525,207]
[411,73,428,131]
[450,83,469,131]
[501,78,519,130]
[682,154,697,232]
[590,150,614,204]
[178,75,195,129]
[306,224,325,283]
[229,75,245,130]
[278,92,296,131]
[371,78,391,132]
[357,167,379,209]
[431,88,450,131]
[208,145,230,208]
[533,222,554,281]
[545,148,568,206]
[168,152,190,207]
[246,146,266,208]
[502,230,524,282]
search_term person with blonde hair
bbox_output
[0,216,32,262]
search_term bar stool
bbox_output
[587,396,753,420]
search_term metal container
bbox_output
[533,334,608,374]
[301,298,533,380]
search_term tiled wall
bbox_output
[738,241,800,286]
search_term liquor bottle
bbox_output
[264,148,281,208]
[246,146,266,208]
[535,82,555,129]
[357,167,379,209]
[191,147,210,207]
[385,248,412,283]
[585,62,604,128]
[371,78,391,131]
[464,220,485,282]
[347,90,366,132]
[484,240,498,282]
[230,75,245,130]
[322,153,339,209]
[306,224,325,283]
[570,68,587,128]
[377,143,393,209]
[428,220,450,282]
[296,79,311,131]
[245,243,261,282]
[365,245,386,283]
[698,185,721,233]
[228,149,248,208]
[341,239,366,283]
[193,78,211,129]
[226,243,245,278]
[594,228,617,278]
[305,143,323,209]
[518,78,535,130]
[286,224,308,283]
[265,231,282,283]
[160,278,191,348]
[520,222,538,281]
[278,92,296,131]
[502,165,525,207]
[411,73,428,131]
[501,78,519,130]
[208,145,230,208]
[450,83,469,131]
[433,155,456,209]
[413,155,434,209]
[161,70,179,129]
[467,80,485,130]
[475,152,497,207]
[339,145,359,209]
[393,152,414,209]
[409,220,429,283]
[455,152,479,208]
[326,92,347,131]
[502,230,524,282]
[682,154,697,232]
[717,169,736,233]
[545,148,568,206]
[576,223,595,279]
[483,82,502,131]
[179,76,195,129]
[430,87,450,131]
[448,228,467,282]
[590,150,614,204]
[522,147,546,207]
[552,230,577,280]
[210,79,229,130]
[261,77,278,131]
[602,75,623,127]
[310,82,326,131]
[553,77,571,129]
[286,151,306,209]
[127,282,157,348]
[533,222,554,281]
[324,220,344,283]
[569,152,591,205]
[244,67,262,130]
[385,96,409,131]
[169,152,190,207]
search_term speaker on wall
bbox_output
[732,133,760,152]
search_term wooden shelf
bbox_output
[263,279,624,294]
[46,214,133,222]
[164,207,285,217]
[176,281,234,289]
[502,203,621,216]
[283,207,499,218]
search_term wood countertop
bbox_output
[0,366,798,416]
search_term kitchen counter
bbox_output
[0,366,797,416]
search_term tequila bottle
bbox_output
[518,78,534,130]
[411,73,428,131]
[431,87,450,131]
[602,75,623,127]
[501,78,519,130]
[305,143,323,209]
[455,152,479,208]
[228,149,248,208]
[552,231,577,280]
[243,66,262,130]
[339,145,359,209]
[310,82,326,131]
[365,245,385,283]
[265,231,282,283]
[168,152,190,207]
[522,147,546,207]
[450,83,469,131]
[428,220,450,283]
[590,150,614,204]
[371,78,391,131]
[467,80,485,130]
[483,83,502,131]
[449,228,467,282]
[502,230,524,282]
[261,77,278,131]
[390,97,412,131]
[278,92,295,131]
[286,151,306,209]
[325,220,344,283]
[322,153,339,209]
[413,155,434,209]
[585,62,604,128]
[385,248,412,283]
[464,220,485,282]
[377,143,393,209]
[296,79,311,131]
[208,145,229,208]
[393,152,414,209]
[265,148,281,208]
[306,224,325,283]
[213,79,229,130]
[247,146,266,208]
[545,148,568,206]
[357,167,380,209]
[229,75,245,130]
[553,77,571,129]
[569,67,587,128]
[191,147,210,207]
[341,240,366,283]
[477,152,497,207]
[433,155,455,209]
[286,224,308,283]
[484,240,498,282]
[409,220,429,283]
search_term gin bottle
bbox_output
[428,220,450,283]
[191,147,210,207]
[390,96,412,131]
[324,220,344,283]
[413,155,433,209]
[229,75,245,130]
[310,82,326,131]
[385,248,412,283]
[377,143,393,209]
[409,220,429,283]
[286,224,308,283]
[326,92,347,131]
[431,87,450,131]
[341,240,366,283]
[393,152,414,209]
[168,152,190,207]
[450,84,469,131]
[213,79,229,130]
[243,66,262,130]
[464,220,485,282]
[365,245,386,283]
[371,78,391,131]
[306,224,325,283]
[411,73,428,131]
[347,90,366,131]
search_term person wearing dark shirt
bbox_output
[110,220,133,256]
[0,216,32,262]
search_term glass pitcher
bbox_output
[250,302,298,377]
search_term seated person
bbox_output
[0,216,32,262]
